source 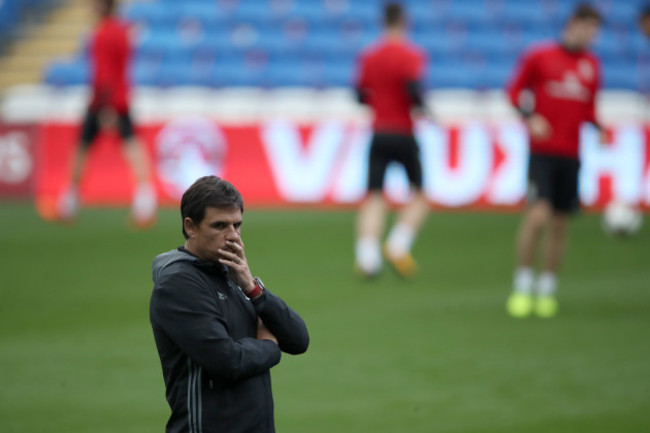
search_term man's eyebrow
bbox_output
[210,220,242,226]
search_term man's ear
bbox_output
[184,217,197,239]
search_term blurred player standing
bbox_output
[506,4,605,318]
[354,3,429,279]
[57,0,156,227]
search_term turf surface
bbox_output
[1,203,649,433]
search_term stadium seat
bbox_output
[134,29,180,66]
[185,63,218,87]
[596,0,640,25]
[0,0,19,39]
[406,0,447,31]
[156,63,193,87]
[464,29,518,61]
[232,0,271,22]
[427,62,480,89]
[131,60,159,86]
[481,62,515,89]
[412,29,461,58]
[593,28,624,58]
[539,0,575,22]
[266,62,309,87]
[321,62,355,88]
[291,1,327,21]
[43,58,89,86]
[305,28,344,57]
[176,2,225,30]
[603,63,640,90]
[345,1,380,23]
[1,0,59,41]
[213,64,268,88]
[497,0,550,28]
[445,0,493,27]
[121,1,175,30]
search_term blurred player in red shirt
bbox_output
[57,0,156,227]
[354,3,429,279]
[506,4,605,318]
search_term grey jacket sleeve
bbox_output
[251,289,309,355]
[151,269,282,382]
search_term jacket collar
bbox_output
[177,247,229,276]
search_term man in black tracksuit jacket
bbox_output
[150,176,309,433]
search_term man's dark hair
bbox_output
[180,176,244,239]
[384,3,404,27]
[97,0,116,16]
[570,3,602,24]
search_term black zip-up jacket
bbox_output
[150,248,309,433]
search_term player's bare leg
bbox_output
[534,213,568,318]
[70,145,88,186]
[384,189,428,278]
[355,192,387,277]
[123,137,151,184]
[123,137,157,228]
[541,213,568,275]
[394,189,428,237]
[508,200,552,317]
[516,200,553,269]
[56,143,89,222]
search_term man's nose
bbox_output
[225,224,239,237]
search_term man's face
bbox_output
[567,18,601,49]
[185,206,242,263]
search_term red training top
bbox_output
[356,38,426,135]
[507,42,600,158]
[89,17,131,113]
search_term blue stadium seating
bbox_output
[482,61,515,89]
[122,1,175,31]
[131,60,157,86]
[43,57,89,86]
[427,60,479,88]
[0,0,19,38]
[603,62,640,90]
[1,0,57,41]
[498,1,550,27]
[40,0,647,90]
[445,0,495,26]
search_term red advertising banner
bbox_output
[0,123,37,198]
[33,118,650,209]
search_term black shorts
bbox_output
[527,153,581,214]
[80,108,135,146]
[367,132,423,191]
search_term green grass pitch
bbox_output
[1,203,649,433]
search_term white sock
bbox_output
[355,237,382,274]
[385,223,415,257]
[58,185,79,220]
[513,267,534,294]
[537,272,557,296]
[132,182,157,222]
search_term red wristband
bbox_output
[246,277,264,299]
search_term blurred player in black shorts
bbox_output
[57,0,156,228]
[354,3,429,278]
[505,4,605,318]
